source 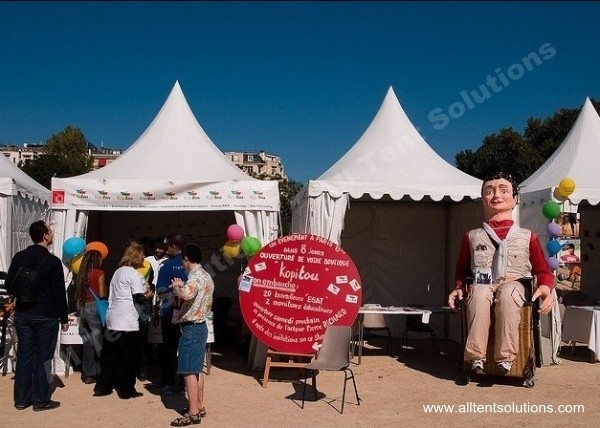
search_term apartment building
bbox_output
[0,143,122,170]
[225,150,286,179]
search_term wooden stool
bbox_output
[262,349,314,388]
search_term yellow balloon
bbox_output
[223,240,241,259]
[71,254,84,274]
[558,178,576,197]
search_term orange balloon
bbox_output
[86,241,109,260]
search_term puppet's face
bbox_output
[481,178,516,218]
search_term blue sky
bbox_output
[1,2,599,183]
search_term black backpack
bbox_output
[13,255,50,304]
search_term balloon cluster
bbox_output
[542,177,576,270]
[222,224,262,259]
[62,237,108,274]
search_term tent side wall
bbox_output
[291,185,310,235]
[578,203,600,301]
[12,195,50,258]
[0,192,49,272]
[291,185,349,244]
[0,193,11,272]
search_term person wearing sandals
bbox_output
[74,250,107,384]
[169,243,214,427]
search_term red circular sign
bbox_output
[239,234,362,353]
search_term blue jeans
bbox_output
[177,322,208,375]
[79,302,103,379]
[14,311,59,406]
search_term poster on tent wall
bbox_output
[239,234,362,354]
[51,180,279,211]
[555,212,581,290]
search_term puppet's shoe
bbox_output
[470,359,484,372]
[497,361,512,374]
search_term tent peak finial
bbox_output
[383,86,399,104]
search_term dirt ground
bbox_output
[1,337,598,428]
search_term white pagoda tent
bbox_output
[292,87,482,335]
[521,97,600,302]
[50,82,280,372]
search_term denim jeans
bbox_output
[79,301,103,379]
[14,311,59,406]
[177,322,208,374]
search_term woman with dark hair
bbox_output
[93,243,150,399]
[75,250,106,384]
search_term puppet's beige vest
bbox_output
[468,228,532,280]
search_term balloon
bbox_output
[240,236,262,257]
[552,188,567,202]
[70,253,84,274]
[62,254,73,267]
[547,256,559,270]
[546,240,561,256]
[86,241,109,260]
[63,237,86,258]
[542,201,561,220]
[547,222,561,238]
[227,224,245,242]
[558,178,576,197]
[137,259,152,280]
[223,240,241,259]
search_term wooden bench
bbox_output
[262,349,314,388]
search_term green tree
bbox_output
[278,177,304,236]
[523,107,580,161]
[456,128,542,183]
[20,126,94,189]
[455,98,600,181]
[241,169,304,236]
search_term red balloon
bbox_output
[86,241,109,260]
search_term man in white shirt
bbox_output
[145,242,168,288]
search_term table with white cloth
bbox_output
[561,306,600,362]
[353,306,432,365]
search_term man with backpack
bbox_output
[5,220,68,411]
